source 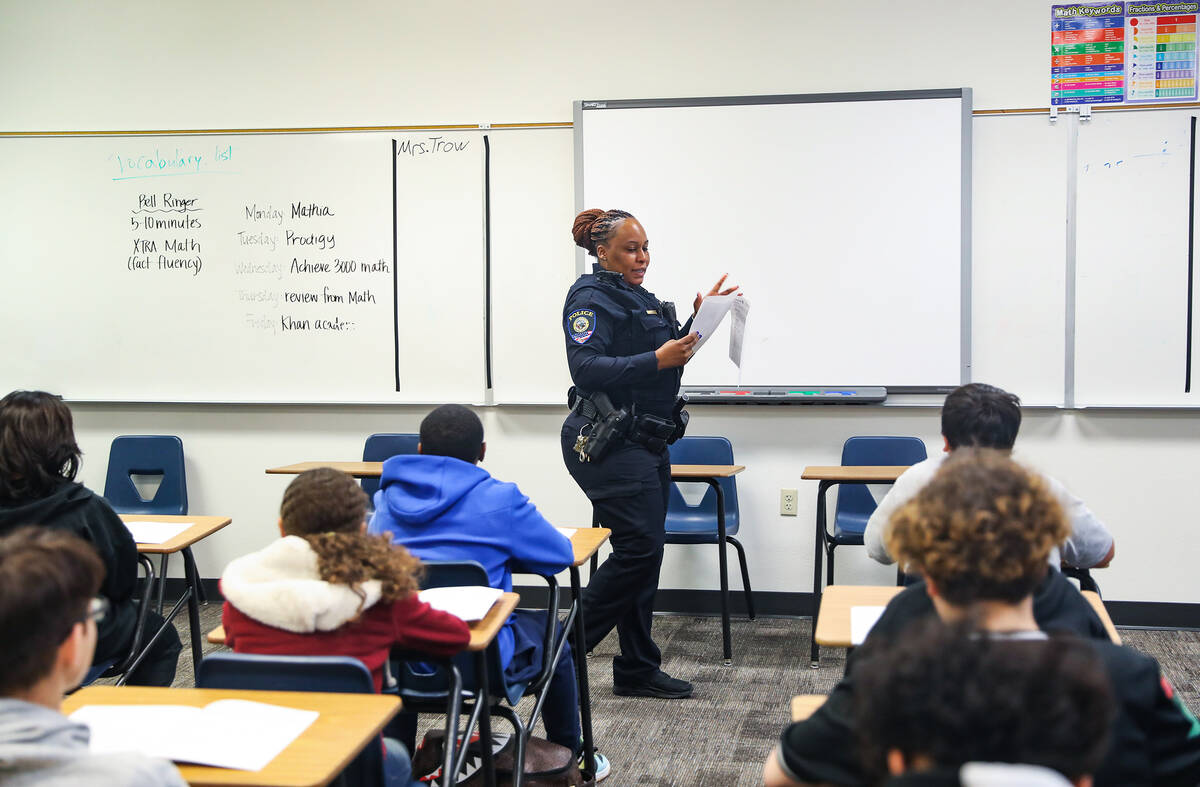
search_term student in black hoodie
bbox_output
[0,391,180,686]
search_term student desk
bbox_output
[62,685,400,787]
[210,596,520,787]
[800,466,909,665]
[813,584,1122,649]
[791,694,826,722]
[121,514,232,676]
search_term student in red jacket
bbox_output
[221,468,470,786]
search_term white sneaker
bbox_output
[579,750,611,782]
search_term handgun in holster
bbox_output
[571,390,631,463]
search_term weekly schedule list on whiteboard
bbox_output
[1,131,489,403]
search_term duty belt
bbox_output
[572,396,603,421]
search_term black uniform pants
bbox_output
[561,414,669,685]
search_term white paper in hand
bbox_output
[418,585,504,621]
[728,296,750,368]
[690,294,737,353]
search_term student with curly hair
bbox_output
[765,450,1200,787]
[221,468,470,787]
[0,390,181,686]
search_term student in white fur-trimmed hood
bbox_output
[220,467,469,787]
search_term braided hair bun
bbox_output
[571,208,634,257]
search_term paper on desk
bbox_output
[123,520,193,545]
[554,527,578,541]
[728,296,750,368]
[850,606,886,646]
[72,699,318,771]
[418,585,504,621]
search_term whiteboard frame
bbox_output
[573,89,973,393]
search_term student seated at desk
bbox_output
[369,404,610,781]
[862,382,1115,572]
[850,622,1115,787]
[220,468,470,787]
[0,527,186,786]
[765,450,1200,787]
[0,390,181,686]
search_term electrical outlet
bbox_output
[780,488,798,516]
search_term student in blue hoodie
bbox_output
[369,404,610,781]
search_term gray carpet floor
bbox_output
[143,604,1200,787]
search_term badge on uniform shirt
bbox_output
[568,309,596,344]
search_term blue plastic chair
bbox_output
[393,561,563,787]
[102,435,189,613]
[822,436,928,587]
[197,653,386,787]
[665,436,753,665]
[361,433,419,504]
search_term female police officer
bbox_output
[560,208,735,698]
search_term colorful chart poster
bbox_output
[1052,2,1199,106]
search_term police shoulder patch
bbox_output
[568,309,596,344]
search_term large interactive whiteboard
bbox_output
[576,90,972,391]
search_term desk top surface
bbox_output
[791,694,826,722]
[62,685,399,787]
[801,465,910,482]
[119,515,232,554]
[814,584,1121,647]
[562,526,611,566]
[814,585,904,647]
[267,461,744,480]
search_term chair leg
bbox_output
[717,534,732,665]
[156,554,169,615]
[491,705,526,787]
[727,536,755,620]
[826,543,837,587]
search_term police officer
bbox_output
[560,207,736,698]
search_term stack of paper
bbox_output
[418,585,504,621]
[554,527,578,540]
[71,699,318,771]
[123,520,193,545]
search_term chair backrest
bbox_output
[361,433,419,500]
[102,435,187,515]
[666,436,740,534]
[197,653,381,786]
[835,435,928,518]
[197,652,375,693]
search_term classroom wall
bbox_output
[4,0,1198,606]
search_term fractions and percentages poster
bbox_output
[1052,2,1199,105]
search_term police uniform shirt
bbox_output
[562,265,689,419]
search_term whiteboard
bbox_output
[577,91,971,390]
[970,113,1070,406]
[1075,108,1200,406]
[0,130,486,403]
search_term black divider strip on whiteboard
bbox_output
[392,138,400,392]
[579,88,966,111]
[484,134,493,390]
[1189,117,1196,393]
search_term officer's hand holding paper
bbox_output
[691,292,751,366]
